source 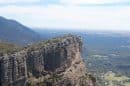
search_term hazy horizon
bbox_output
[0,0,130,31]
[32,27,130,32]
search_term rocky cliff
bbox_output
[0,35,95,86]
[0,51,27,86]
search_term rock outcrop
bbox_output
[0,51,27,86]
[0,35,95,86]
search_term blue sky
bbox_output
[0,0,130,31]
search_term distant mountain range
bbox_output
[0,16,42,46]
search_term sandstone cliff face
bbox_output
[0,35,95,86]
[0,51,27,86]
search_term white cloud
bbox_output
[0,4,130,31]
[60,0,129,5]
[0,0,39,4]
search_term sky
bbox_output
[0,0,130,31]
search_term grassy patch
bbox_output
[105,72,129,81]
[124,82,130,86]
[0,42,20,55]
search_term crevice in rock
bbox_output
[44,49,61,72]
[0,61,2,86]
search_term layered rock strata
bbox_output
[0,35,95,86]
